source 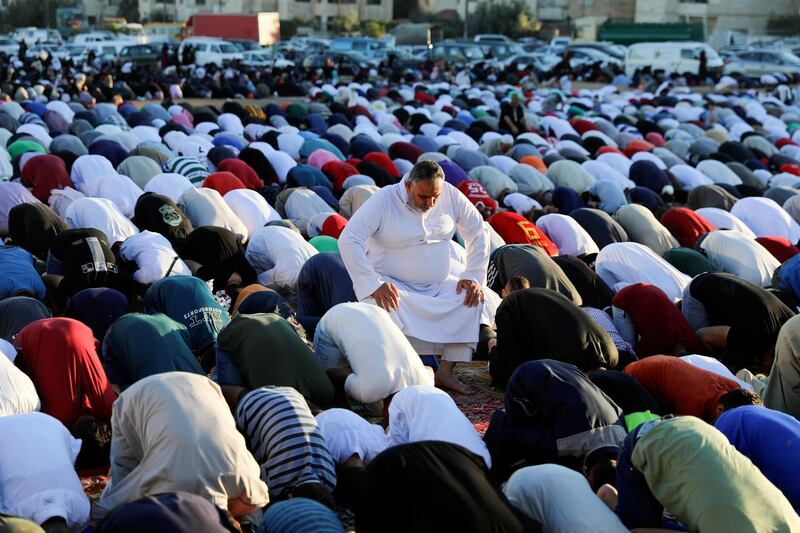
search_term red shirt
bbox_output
[488,211,559,256]
[625,355,739,422]
[14,318,117,427]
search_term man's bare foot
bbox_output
[435,361,474,395]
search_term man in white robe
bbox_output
[339,160,496,393]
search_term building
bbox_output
[635,0,800,47]
[137,0,392,23]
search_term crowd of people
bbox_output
[3,48,800,532]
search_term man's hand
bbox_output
[372,282,400,312]
[457,279,484,307]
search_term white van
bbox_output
[625,41,723,77]
[178,37,242,67]
[13,27,61,46]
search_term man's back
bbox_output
[625,355,738,421]
[715,405,800,510]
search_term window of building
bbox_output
[196,0,206,4]
[367,0,382,5]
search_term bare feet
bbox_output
[435,361,474,395]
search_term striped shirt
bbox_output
[582,306,637,358]
[260,498,345,533]
[162,156,209,186]
[235,387,336,498]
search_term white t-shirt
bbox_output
[695,207,756,238]
[0,412,90,528]
[731,196,800,243]
[119,230,191,285]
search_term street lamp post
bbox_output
[463,0,469,39]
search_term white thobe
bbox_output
[695,207,756,238]
[670,164,714,191]
[65,197,139,245]
[0,353,39,415]
[698,230,780,288]
[314,302,434,403]
[387,385,492,467]
[119,230,191,285]
[696,160,743,187]
[582,160,636,191]
[731,197,800,243]
[284,188,335,236]
[595,242,691,302]
[339,179,495,356]
[223,189,281,237]
[245,225,318,290]
[265,151,297,183]
[536,213,600,257]
[0,412,90,528]
[178,187,248,244]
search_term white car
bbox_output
[568,47,622,69]
[495,53,560,72]
[241,49,295,69]
[178,38,242,67]
[474,34,514,44]
[0,37,18,56]
[625,42,723,77]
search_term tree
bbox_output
[5,0,59,31]
[363,21,385,38]
[117,0,141,23]
[468,0,534,39]
[342,10,360,33]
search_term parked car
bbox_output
[569,41,626,61]
[723,49,800,79]
[177,37,242,67]
[474,34,514,44]
[479,42,524,61]
[0,37,18,56]
[429,42,486,65]
[625,41,723,77]
[227,39,262,52]
[13,27,61,46]
[302,51,371,75]
[568,47,622,69]
[241,49,295,68]
[496,52,560,73]
[118,43,163,66]
[329,37,388,60]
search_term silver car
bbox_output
[723,50,800,78]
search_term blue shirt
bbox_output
[715,405,800,510]
[0,246,45,301]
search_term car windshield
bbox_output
[218,43,238,54]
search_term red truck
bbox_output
[185,13,280,45]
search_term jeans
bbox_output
[615,421,665,529]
